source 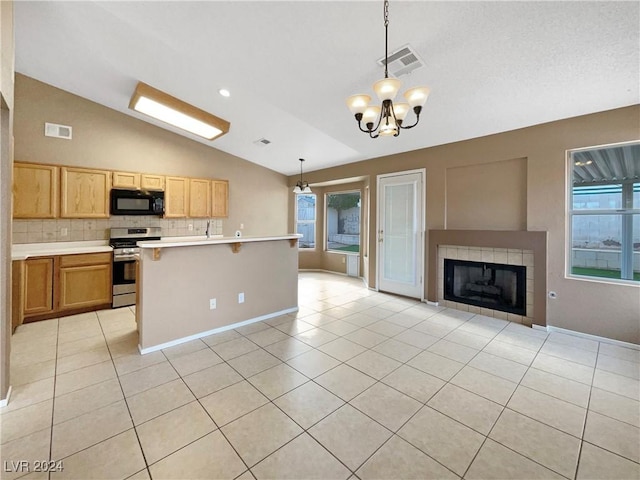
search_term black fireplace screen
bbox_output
[444,259,526,315]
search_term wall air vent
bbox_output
[253,138,272,146]
[377,44,425,77]
[44,122,72,140]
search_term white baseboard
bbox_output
[425,300,439,307]
[138,307,299,355]
[545,325,639,350]
[0,386,12,408]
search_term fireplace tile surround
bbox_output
[438,246,534,324]
[428,230,547,328]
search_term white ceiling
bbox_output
[14,1,640,176]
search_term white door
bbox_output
[377,171,424,299]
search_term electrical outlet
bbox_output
[188,224,193,231]
[342,257,346,264]
[240,223,244,230]
[209,298,217,310]
[60,227,68,236]
[238,292,245,304]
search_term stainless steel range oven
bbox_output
[109,227,161,308]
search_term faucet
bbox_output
[205,219,211,238]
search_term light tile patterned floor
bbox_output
[2,271,639,480]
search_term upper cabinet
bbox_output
[141,174,165,191]
[13,162,59,218]
[112,171,140,189]
[165,176,189,218]
[12,162,229,219]
[211,180,229,218]
[189,178,211,218]
[60,167,111,218]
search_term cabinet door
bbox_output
[211,180,229,218]
[60,167,111,218]
[189,178,211,218]
[24,257,55,316]
[112,171,141,189]
[59,264,112,311]
[165,176,189,218]
[13,162,59,218]
[141,174,165,191]
[12,260,25,331]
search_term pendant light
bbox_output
[293,158,312,194]
[346,0,430,138]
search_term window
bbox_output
[296,194,316,249]
[326,191,361,253]
[569,143,640,282]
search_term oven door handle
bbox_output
[114,255,138,262]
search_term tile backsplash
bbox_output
[13,216,224,244]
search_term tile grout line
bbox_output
[97,311,153,479]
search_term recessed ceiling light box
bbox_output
[129,82,230,140]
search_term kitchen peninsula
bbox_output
[136,234,301,353]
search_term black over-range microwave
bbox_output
[110,189,165,216]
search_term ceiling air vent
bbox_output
[44,122,72,140]
[253,138,272,146]
[377,44,425,77]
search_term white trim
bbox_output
[376,168,426,301]
[426,300,439,307]
[0,386,12,408]
[299,268,349,277]
[138,307,298,355]
[546,325,639,350]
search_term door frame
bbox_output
[376,168,426,301]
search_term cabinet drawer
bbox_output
[59,252,112,267]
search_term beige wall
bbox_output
[14,74,289,237]
[446,157,527,230]
[0,0,14,403]
[288,106,640,344]
[138,239,298,350]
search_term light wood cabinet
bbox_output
[59,254,112,311]
[23,257,55,316]
[60,167,111,218]
[141,174,165,191]
[165,176,189,218]
[13,162,59,218]
[20,252,112,323]
[189,178,211,218]
[12,261,25,331]
[112,171,140,189]
[211,180,229,218]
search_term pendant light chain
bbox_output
[384,0,389,79]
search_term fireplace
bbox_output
[444,259,526,316]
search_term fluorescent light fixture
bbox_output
[129,82,230,140]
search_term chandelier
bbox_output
[346,0,430,138]
[292,158,312,194]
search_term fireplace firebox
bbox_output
[444,259,526,315]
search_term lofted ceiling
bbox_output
[14,1,640,176]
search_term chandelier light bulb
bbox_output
[373,77,402,102]
[346,94,372,115]
[403,86,430,109]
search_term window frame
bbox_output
[295,193,316,250]
[324,190,361,254]
[567,142,640,284]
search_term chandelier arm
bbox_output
[356,119,374,134]
[398,112,421,129]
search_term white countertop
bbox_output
[12,241,113,260]
[139,234,302,249]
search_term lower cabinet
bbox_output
[23,257,55,316]
[18,252,112,325]
[59,254,112,311]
